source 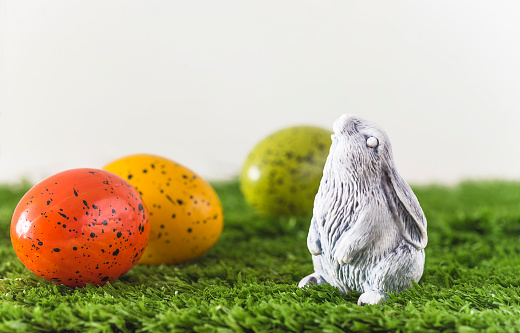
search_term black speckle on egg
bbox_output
[90,232,96,238]
[53,248,61,252]
[112,249,120,256]
[116,231,122,238]
[73,247,78,251]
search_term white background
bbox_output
[1,1,519,185]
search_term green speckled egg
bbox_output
[240,126,332,216]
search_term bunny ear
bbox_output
[382,167,428,250]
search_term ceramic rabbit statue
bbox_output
[298,114,428,306]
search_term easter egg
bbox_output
[10,168,150,287]
[240,126,331,216]
[103,154,223,265]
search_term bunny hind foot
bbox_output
[298,273,327,288]
[357,290,387,306]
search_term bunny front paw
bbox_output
[333,236,362,265]
[334,250,355,265]
[334,243,361,265]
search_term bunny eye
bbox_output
[366,137,379,148]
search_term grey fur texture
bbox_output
[298,114,428,306]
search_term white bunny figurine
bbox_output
[298,114,428,306]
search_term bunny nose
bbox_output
[333,114,359,135]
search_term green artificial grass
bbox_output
[1,180,520,332]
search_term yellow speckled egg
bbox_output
[104,154,223,265]
[240,126,331,217]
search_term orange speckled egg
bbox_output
[103,154,223,265]
[10,168,150,287]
